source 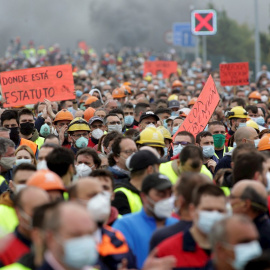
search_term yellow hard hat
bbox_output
[67,117,90,132]
[226,106,248,119]
[136,127,165,147]
[168,94,178,101]
[246,120,259,131]
[157,126,172,141]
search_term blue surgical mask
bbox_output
[268,125,270,129]
[197,210,225,235]
[75,137,88,148]
[202,145,215,158]
[163,119,168,129]
[254,139,260,148]
[255,116,265,126]
[76,90,83,98]
[40,123,51,137]
[172,126,180,135]
[204,124,208,131]
[67,107,74,113]
[238,123,246,129]
[15,159,32,166]
[63,235,98,268]
[171,111,178,117]
[163,147,168,157]
[232,241,262,270]
[173,144,183,156]
[196,83,202,89]
[124,115,134,126]
[233,142,237,148]
[38,112,42,117]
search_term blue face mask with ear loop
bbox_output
[75,137,89,148]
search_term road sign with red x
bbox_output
[191,9,217,35]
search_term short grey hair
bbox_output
[0,138,15,157]
[0,127,10,133]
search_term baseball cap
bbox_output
[89,116,104,125]
[141,173,172,194]
[139,111,159,123]
[168,100,180,109]
[166,116,177,122]
[126,150,160,172]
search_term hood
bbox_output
[108,166,130,184]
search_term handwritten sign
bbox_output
[172,75,220,139]
[220,62,249,86]
[143,61,177,79]
[0,65,75,108]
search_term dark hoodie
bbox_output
[112,180,141,215]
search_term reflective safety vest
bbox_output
[0,263,31,270]
[221,186,231,196]
[159,161,213,184]
[19,138,38,155]
[0,175,5,185]
[34,136,45,149]
[114,187,142,213]
[214,146,233,160]
[0,205,18,236]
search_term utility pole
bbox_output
[254,0,261,76]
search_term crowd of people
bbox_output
[1,41,270,270]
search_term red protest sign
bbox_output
[143,61,177,79]
[0,65,75,108]
[172,75,220,139]
[219,62,249,86]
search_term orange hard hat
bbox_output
[84,96,98,106]
[172,80,183,88]
[122,84,132,95]
[188,97,197,106]
[27,169,65,192]
[79,94,91,104]
[112,87,126,98]
[53,109,74,124]
[123,82,132,86]
[83,107,96,122]
[258,134,270,151]
[248,91,261,100]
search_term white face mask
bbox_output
[91,128,104,140]
[15,184,27,193]
[0,157,16,170]
[266,172,270,191]
[148,196,174,219]
[87,192,111,223]
[37,160,48,170]
[75,163,92,179]
[107,124,122,133]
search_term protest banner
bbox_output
[0,65,75,108]
[172,75,220,139]
[143,61,177,79]
[219,62,249,86]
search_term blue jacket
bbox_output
[113,208,177,269]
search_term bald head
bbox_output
[235,127,258,145]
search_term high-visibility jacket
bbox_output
[0,175,5,186]
[159,161,213,184]
[214,146,233,160]
[0,205,18,236]
[114,187,142,213]
[34,136,44,149]
[19,139,38,155]
[0,263,30,270]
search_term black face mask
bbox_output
[20,122,34,136]
[9,127,20,145]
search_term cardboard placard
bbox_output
[172,75,220,139]
[143,61,177,79]
[219,62,249,86]
[0,65,75,107]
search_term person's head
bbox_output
[210,215,261,270]
[134,103,150,121]
[0,138,16,173]
[76,148,101,170]
[154,108,171,122]
[53,109,74,134]
[46,148,75,186]
[44,134,60,145]
[38,143,59,166]
[122,103,135,127]
[18,108,35,136]
[196,131,214,159]
[141,173,173,219]
[138,111,159,131]
[0,127,10,139]
[173,131,195,156]
[14,186,50,238]
[246,105,259,118]
[190,183,227,235]
[15,145,37,166]
[171,117,185,135]
[234,127,259,147]
[88,116,105,134]
[230,180,268,219]
[230,98,246,109]
[12,163,36,186]
[102,131,120,155]
[227,106,248,131]
[27,169,66,202]
[43,201,98,269]
[174,172,211,216]
[179,145,203,173]
[208,121,226,149]
[108,136,137,170]
[1,109,19,129]
[109,108,125,129]
[94,108,106,119]
[104,113,122,133]
[104,99,118,114]
[233,151,267,185]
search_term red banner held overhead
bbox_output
[0,65,75,108]
[143,61,177,79]
[172,75,220,139]
[219,62,249,86]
